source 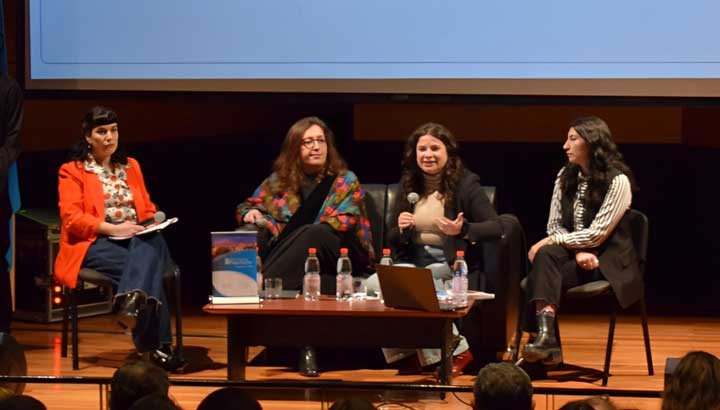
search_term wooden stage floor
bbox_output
[8,311,720,410]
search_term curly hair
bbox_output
[662,351,720,410]
[271,116,347,194]
[67,106,127,166]
[396,122,464,213]
[559,116,635,218]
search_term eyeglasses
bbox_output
[301,137,326,149]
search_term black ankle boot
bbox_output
[151,344,186,373]
[522,310,563,364]
[298,346,319,377]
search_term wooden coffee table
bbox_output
[203,296,475,384]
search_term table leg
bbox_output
[227,318,248,380]
[439,319,453,384]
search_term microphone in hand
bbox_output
[407,192,419,212]
[138,211,166,227]
[238,214,268,232]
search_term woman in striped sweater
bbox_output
[521,116,641,365]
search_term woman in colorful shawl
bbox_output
[237,116,374,377]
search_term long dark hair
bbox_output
[272,116,346,194]
[67,106,127,165]
[396,122,464,212]
[559,116,635,215]
[662,351,720,410]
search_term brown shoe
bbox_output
[451,350,474,377]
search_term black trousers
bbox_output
[523,244,603,330]
[262,224,341,294]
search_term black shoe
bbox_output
[117,291,148,317]
[114,291,148,332]
[298,346,319,377]
[516,357,548,380]
[151,345,186,373]
[521,310,563,364]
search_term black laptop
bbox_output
[375,264,456,312]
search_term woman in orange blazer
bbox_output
[54,106,181,371]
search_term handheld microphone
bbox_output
[407,192,419,211]
[237,216,268,232]
[139,211,166,227]
[255,217,267,229]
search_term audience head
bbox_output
[0,395,47,410]
[273,116,347,192]
[328,397,375,410]
[69,106,127,165]
[196,387,262,410]
[662,350,720,410]
[560,396,617,410]
[399,122,463,210]
[110,360,170,410]
[127,394,181,410]
[473,362,533,410]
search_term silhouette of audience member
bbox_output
[128,393,181,410]
[110,361,170,410]
[329,397,375,410]
[662,351,720,410]
[560,396,617,410]
[0,395,46,410]
[473,362,533,410]
[196,388,262,410]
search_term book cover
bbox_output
[210,231,259,300]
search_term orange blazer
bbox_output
[54,157,157,288]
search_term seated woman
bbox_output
[367,122,502,376]
[522,116,641,365]
[237,116,374,376]
[54,106,182,371]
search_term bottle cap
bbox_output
[456,250,465,257]
[340,247,349,255]
[382,248,391,255]
[308,247,317,254]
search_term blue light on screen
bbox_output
[29,0,720,80]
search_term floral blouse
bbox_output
[84,158,138,223]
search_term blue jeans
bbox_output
[82,233,172,352]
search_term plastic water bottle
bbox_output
[336,247,353,300]
[379,248,394,266]
[452,250,469,307]
[303,248,321,301]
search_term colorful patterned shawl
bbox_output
[237,170,375,260]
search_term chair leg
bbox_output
[61,288,69,358]
[554,314,564,367]
[639,297,654,376]
[70,289,79,370]
[512,291,526,362]
[602,300,617,386]
[172,268,184,361]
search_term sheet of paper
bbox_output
[109,217,178,240]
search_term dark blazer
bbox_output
[387,169,503,272]
[560,170,642,308]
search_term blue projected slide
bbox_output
[28,0,720,80]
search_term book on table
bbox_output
[209,231,260,304]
